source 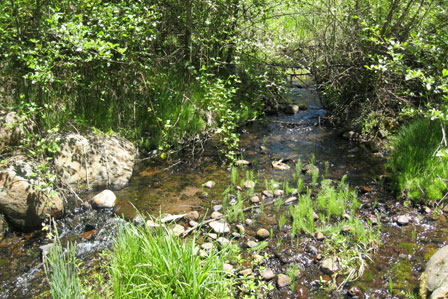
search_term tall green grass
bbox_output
[109,222,234,299]
[387,118,448,203]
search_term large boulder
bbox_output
[424,245,448,299]
[0,156,64,229]
[53,133,137,191]
[0,111,34,151]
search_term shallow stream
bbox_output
[0,85,446,298]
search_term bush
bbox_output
[387,118,448,203]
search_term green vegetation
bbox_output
[387,118,448,203]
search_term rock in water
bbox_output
[321,256,340,274]
[261,269,275,280]
[53,133,136,192]
[424,245,448,298]
[257,228,270,239]
[209,220,230,233]
[0,156,64,229]
[284,104,299,115]
[277,274,291,287]
[92,190,116,208]
[203,181,216,189]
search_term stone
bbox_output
[315,232,325,241]
[189,220,199,227]
[303,164,319,175]
[235,160,250,166]
[207,233,218,240]
[217,237,230,246]
[232,232,241,238]
[348,286,364,298]
[199,250,208,258]
[223,263,234,272]
[186,211,200,221]
[425,245,448,296]
[247,240,258,248]
[81,230,96,240]
[201,242,214,251]
[257,228,270,239]
[244,180,255,189]
[261,269,275,280]
[277,274,291,287]
[171,224,185,236]
[0,111,34,151]
[272,160,290,170]
[0,156,64,228]
[53,133,136,191]
[236,224,245,234]
[368,215,378,225]
[321,257,340,274]
[209,220,230,234]
[262,190,274,198]
[203,181,216,189]
[397,215,410,226]
[213,205,223,212]
[240,268,253,276]
[92,190,116,208]
[284,104,299,115]
[39,243,55,261]
[274,189,285,197]
[245,218,254,225]
[253,254,265,264]
[211,211,223,219]
[114,200,137,220]
[250,195,260,203]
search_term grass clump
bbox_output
[387,118,448,204]
[109,222,234,299]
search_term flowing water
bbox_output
[0,85,446,298]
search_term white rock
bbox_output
[209,220,230,233]
[261,269,275,280]
[92,190,116,208]
[203,181,216,189]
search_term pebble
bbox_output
[91,190,116,208]
[247,240,258,248]
[261,269,275,280]
[368,215,378,225]
[81,230,96,240]
[348,286,364,298]
[342,225,351,233]
[189,220,199,227]
[250,195,260,203]
[232,232,241,238]
[223,263,234,272]
[253,254,265,264]
[203,181,216,189]
[240,268,253,276]
[277,274,291,287]
[213,205,223,212]
[39,243,54,261]
[397,215,410,225]
[207,233,218,240]
[199,250,208,258]
[315,231,325,241]
[217,237,230,246]
[295,284,309,298]
[236,224,245,234]
[209,220,230,233]
[235,160,250,166]
[245,219,254,225]
[257,228,270,239]
[171,224,185,236]
[262,190,274,198]
[321,256,340,274]
[186,211,200,221]
[244,180,255,189]
[201,242,214,251]
[211,211,223,219]
[274,189,284,197]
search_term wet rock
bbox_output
[232,232,241,238]
[284,104,299,115]
[189,220,198,227]
[235,160,250,166]
[257,228,270,239]
[211,211,223,219]
[247,240,258,248]
[321,256,340,274]
[213,205,223,212]
[223,263,234,272]
[0,156,64,228]
[53,133,136,191]
[0,111,34,151]
[262,190,274,198]
[186,211,200,221]
[272,160,290,170]
[315,231,325,241]
[236,224,245,234]
[397,215,410,226]
[285,196,297,204]
[207,233,218,240]
[92,190,116,208]
[81,230,96,240]
[203,181,216,189]
[348,286,364,298]
[295,284,308,298]
[240,268,253,276]
[277,274,291,287]
[114,200,137,220]
[424,245,448,297]
[251,195,260,204]
[39,243,54,261]
[253,254,265,264]
[245,218,254,225]
[244,180,255,189]
[368,215,378,225]
[303,164,319,175]
[261,269,275,280]
[209,220,230,233]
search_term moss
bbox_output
[399,242,417,255]
[391,258,413,293]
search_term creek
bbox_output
[0,85,447,298]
